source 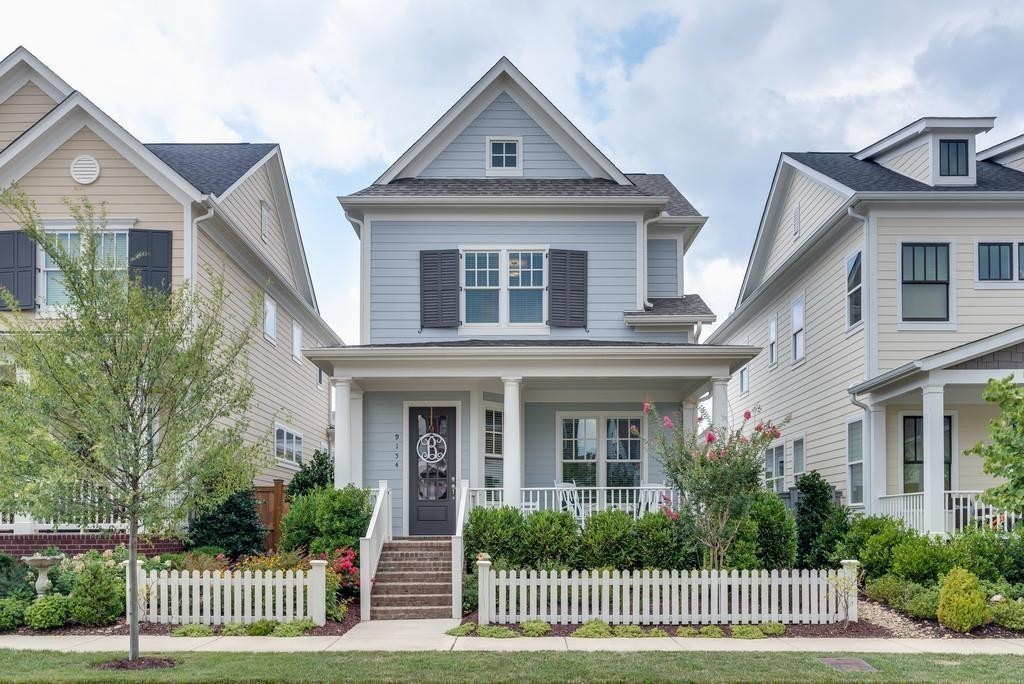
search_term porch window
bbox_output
[464,251,500,323]
[978,243,1012,281]
[847,251,862,327]
[901,243,949,321]
[558,414,643,489]
[847,420,864,505]
[765,444,784,493]
[605,417,642,488]
[561,417,598,486]
[792,437,805,476]
[484,408,503,488]
[902,415,952,493]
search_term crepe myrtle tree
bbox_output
[0,189,267,660]
[645,403,785,570]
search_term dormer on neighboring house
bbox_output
[855,117,995,187]
[978,134,1024,172]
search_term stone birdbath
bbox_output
[21,554,64,599]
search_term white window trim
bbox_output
[973,237,1024,290]
[896,409,959,494]
[484,136,523,177]
[36,221,133,317]
[765,442,785,493]
[767,315,777,368]
[483,401,504,488]
[896,238,957,331]
[845,248,864,333]
[554,411,646,487]
[790,293,806,365]
[264,295,278,344]
[458,246,550,335]
[738,364,749,396]
[932,134,976,186]
[317,367,325,388]
[845,415,865,506]
[292,320,303,365]
[790,434,807,484]
[274,423,304,469]
[260,200,271,243]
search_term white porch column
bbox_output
[868,404,886,515]
[333,378,353,488]
[469,387,485,489]
[502,377,523,508]
[922,384,946,535]
[350,389,364,487]
[681,400,697,434]
[710,378,729,429]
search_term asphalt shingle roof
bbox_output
[625,174,701,217]
[627,296,715,318]
[146,143,277,196]
[787,152,1024,192]
[342,339,696,349]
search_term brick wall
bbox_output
[0,533,184,557]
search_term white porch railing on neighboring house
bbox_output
[359,480,392,621]
[468,486,678,523]
[946,491,1019,532]
[877,493,926,533]
[451,479,471,619]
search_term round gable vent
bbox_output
[70,155,100,185]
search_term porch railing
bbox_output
[946,490,1019,532]
[877,493,925,533]
[451,480,471,619]
[359,479,392,621]
[468,486,678,523]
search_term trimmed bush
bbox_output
[991,600,1024,630]
[795,472,848,568]
[648,627,668,637]
[523,510,578,569]
[220,623,250,636]
[24,594,71,630]
[698,625,724,638]
[572,619,612,638]
[748,492,797,570]
[731,625,765,639]
[188,488,265,559]
[759,621,786,636]
[445,623,475,636]
[859,519,915,580]
[68,561,124,626]
[188,546,226,558]
[286,450,333,501]
[635,511,694,570]
[890,534,952,585]
[612,624,646,638]
[725,516,760,570]
[0,553,32,602]
[462,572,478,613]
[521,619,551,637]
[280,485,372,556]
[0,598,27,631]
[865,574,912,608]
[947,527,1015,583]
[675,626,698,637]
[172,624,214,637]
[272,619,314,637]
[937,567,990,633]
[477,624,518,638]
[578,510,637,569]
[247,619,277,636]
[904,586,940,620]
[463,506,527,568]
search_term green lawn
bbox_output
[0,650,1020,683]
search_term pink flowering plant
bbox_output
[645,402,785,570]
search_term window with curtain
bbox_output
[847,251,862,326]
[484,408,503,488]
[508,251,544,323]
[847,420,864,505]
[902,415,952,493]
[901,243,949,321]
[464,251,500,323]
[979,243,1012,281]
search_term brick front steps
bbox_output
[370,537,453,620]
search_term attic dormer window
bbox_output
[939,140,968,177]
[485,136,522,176]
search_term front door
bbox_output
[408,406,457,536]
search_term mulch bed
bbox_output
[306,596,361,637]
[92,657,177,670]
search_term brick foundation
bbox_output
[0,533,184,557]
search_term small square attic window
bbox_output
[485,137,522,176]
[939,140,968,177]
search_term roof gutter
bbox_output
[338,195,670,208]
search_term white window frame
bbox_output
[791,294,805,364]
[897,238,957,331]
[485,136,523,177]
[484,402,504,489]
[459,246,549,335]
[292,320,303,364]
[274,423,304,467]
[37,223,132,316]
[260,201,271,243]
[791,435,806,481]
[317,367,325,388]
[846,249,863,331]
[264,295,277,343]
[738,365,749,396]
[846,416,864,506]
[767,316,777,367]
[554,411,646,487]
[765,443,785,493]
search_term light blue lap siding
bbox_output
[647,238,678,297]
[370,220,686,343]
[419,92,588,178]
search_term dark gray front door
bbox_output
[408,406,456,536]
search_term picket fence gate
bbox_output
[476,558,859,626]
[125,560,327,626]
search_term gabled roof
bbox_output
[146,143,278,197]
[853,116,995,160]
[625,174,701,217]
[788,152,1024,192]
[978,134,1024,162]
[375,56,630,185]
[0,46,72,102]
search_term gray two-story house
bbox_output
[308,58,756,542]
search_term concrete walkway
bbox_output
[1,621,1023,655]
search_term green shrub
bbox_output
[189,488,265,559]
[833,515,903,565]
[68,561,124,626]
[758,621,786,636]
[890,535,952,585]
[634,512,692,570]
[0,598,27,631]
[578,510,636,569]
[462,572,478,613]
[648,627,668,637]
[675,625,698,637]
[272,619,314,637]
[1007,527,1024,584]
[748,492,797,569]
[220,623,251,636]
[991,600,1024,630]
[463,506,527,569]
[445,622,475,636]
[731,625,765,639]
[572,619,612,638]
[247,619,277,636]
[698,625,723,638]
[476,624,518,638]
[24,594,70,630]
[725,516,760,570]
[0,553,32,601]
[937,567,990,633]
[280,485,372,556]
[612,624,645,638]
[523,510,578,569]
[904,586,941,620]
[172,624,214,637]
[286,450,333,501]
[947,527,1014,583]
[188,546,226,558]
[859,520,915,580]
[795,472,848,568]
[865,574,911,607]
[521,619,551,637]
[980,578,1024,601]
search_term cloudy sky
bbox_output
[5,1,1024,342]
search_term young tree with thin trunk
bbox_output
[0,190,266,661]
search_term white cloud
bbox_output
[685,257,746,339]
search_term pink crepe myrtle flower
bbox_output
[743,409,752,420]
[642,402,652,414]
[662,415,675,429]
[754,422,763,432]
[629,424,640,436]
[661,504,680,521]
[705,432,717,444]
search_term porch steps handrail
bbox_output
[451,479,471,619]
[359,479,392,621]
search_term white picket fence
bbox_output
[126,560,327,626]
[476,558,859,626]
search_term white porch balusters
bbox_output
[922,384,946,535]
[502,377,523,509]
[710,378,729,429]
[333,377,353,488]
[868,405,886,515]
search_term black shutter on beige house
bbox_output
[129,230,172,294]
[548,248,587,327]
[420,249,460,328]
[0,231,36,311]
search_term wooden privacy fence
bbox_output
[254,479,288,550]
[126,560,327,626]
[476,557,859,626]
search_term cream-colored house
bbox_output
[708,116,1024,535]
[0,47,341,499]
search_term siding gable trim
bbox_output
[0,47,73,103]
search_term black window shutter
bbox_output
[129,230,172,294]
[0,231,36,311]
[548,249,587,327]
[420,249,460,328]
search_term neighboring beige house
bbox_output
[0,47,341,493]
[708,116,1024,535]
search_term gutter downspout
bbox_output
[190,202,214,286]
[641,213,665,310]
[846,204,873,513]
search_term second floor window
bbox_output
[901,243,949,321]
[846,251,862,327]
[464,251,500,323]
[765,444,784,493]
[43,230,128,307]
[508,251,543,323]
[463,249,546,327]
[264,295,277,341]
[738,365,749,395]
[292,321,303,363]
[275,425,303,465]
[939,139,968,177]
[979,243,1012,281]
[791,296,805,362]
[767,316,777,365]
